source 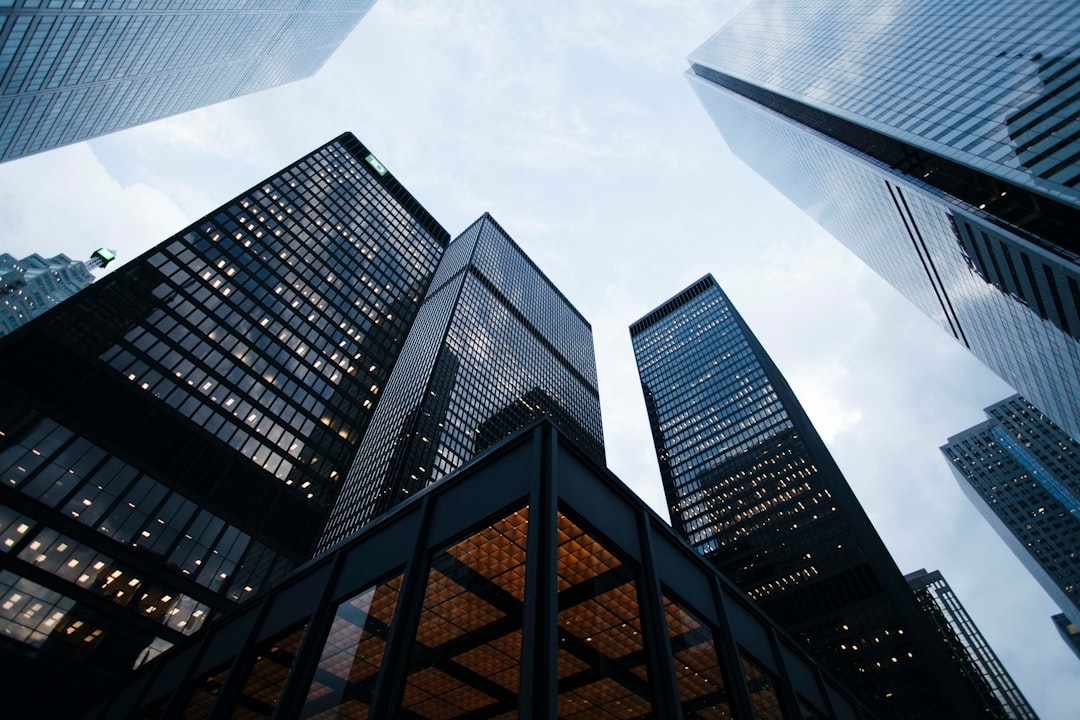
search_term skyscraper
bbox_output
[631,275,992,718]
[0,247,114,337]
[319,213,604,552]
[0,1,375,162]
[0,132,448,715]
[904,569,1037,719]
[686,0,1080,439]
[942,395,1080,649]
[1052,613,1080,661]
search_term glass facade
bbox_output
[905,569,1036,719]
[319,213,604,552]
[687,0,1080,440]
[81,421,870,720]
[0,132,448,715]
[942,395,1080,639]
[0,0,374,161]
[631,275,996,719]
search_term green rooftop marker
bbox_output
[365,153,388,176]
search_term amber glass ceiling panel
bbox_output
[555,511,653,719]
[233,623,308,718]
[180,665,231,719]
[301,574,403,719]
[741,652,783,720]
[664,596,732,719]
[400,506,527,719]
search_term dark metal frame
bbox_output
[82,421,873,720]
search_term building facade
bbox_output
[686,0,1080,440]
[631,275,993,718]
[0,0,374,161]
[0,132,448,715]
[904,569,1036,719]
[319,213,604,552]
[0,247,114,337]
[80,421,873,720]
[1052,613,1080,661]
[942,395,1080,645]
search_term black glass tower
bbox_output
[630,275,992,719]
[319,213,605,552]
[0,1,375,161]
[0,132,448,715]
[904,569,1036,719]
[686,0,1080,440]
[942,394,1080,654]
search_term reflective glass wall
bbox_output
[0,0,375,161]
[319,214,604,552]
[0,132,448,714]
[631,276,996,719]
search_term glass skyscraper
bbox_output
[319,213,605,553]
[686,0,1080,440]
[0,0,374,161]
[904,569,1037,719]
[942,394,1080,652]
[631,275,995,719]
[0,247,114,337]
[0,132,448,715]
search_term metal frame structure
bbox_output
[84,421,872,719]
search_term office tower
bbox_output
[82,421,872,720]
[0,1,375,162]
[0,247,114,337]
[942,395,1080,649]
[904,569,1037,719]
[0,132,448,715]
[686,0,1080,440]
[319,213,609,552]
[631,275,992,719]
[1052,613,1080,661]
[319,214,605,552]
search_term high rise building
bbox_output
[0,132,448,715]
[942,395,1080,649]
[904,569,1037,719]
[0,247,114,337]
[1052,613,1080,662]
[0,1,375,162]
[78,421,872,720]
[630,275,993,718]
[686,0,1080,439]
[319,213,604,552]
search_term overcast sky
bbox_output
[0,1,1075,716]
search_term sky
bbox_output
[0,1,1075,716]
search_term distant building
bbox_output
[319,214,604,552]
[631,274,994,719]
[942,395,1080,653]
[905,569,1037,719]
[0,248,114,337]
[1052,613,1080,662]
[0,132,448,715]
[686,0,1080,439]
[79,421,872,720]
[0,1,375,161]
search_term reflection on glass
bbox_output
[400,506,528,719]
[741,651,783,720]
[180,665,231,719]
[232,623,309,718]
[301,575,403,719]
[555,511,653,718]
[664,597,732,719]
